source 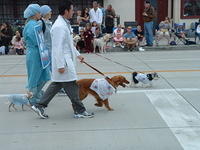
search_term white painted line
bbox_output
[0,88,200,98]
[145,58,200,62]
[146,90,200,150]
[117,88,200,94]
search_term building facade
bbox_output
[104,0,200,28]
[0,0,199,28]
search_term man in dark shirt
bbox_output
[105,5,116,33]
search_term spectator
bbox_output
[94,27,103,38]
[105,4,116,33]
[0,22,13,54]
[83,23,94,53]
[175,23,186,40]
[143,0,155,46]
[196,19,200,41]
[76,28,85,52]
[76,10,82,25]
[134,25,144,46]
[89,1,103,26]
[156,17,171,45]
[98,3,106,25]
[91,21,98,34]
[123,26,138,51]
[113,24,124,48]
[11,30,25,55]
[79,8,90,27]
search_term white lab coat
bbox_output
[89,8,103,25]
[51,15,80,82]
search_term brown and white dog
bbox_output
[93,34,112,53]
[77,75,130,111]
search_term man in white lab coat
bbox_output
[32,0,94,119]
[89,1,103,26]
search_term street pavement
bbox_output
[0,50,200,150]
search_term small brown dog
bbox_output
[77,75,130,111]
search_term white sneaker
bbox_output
[120,44,124,48]
[31,105,48,119]
[74,111,94,118]
[139,47,145,51]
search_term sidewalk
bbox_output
[106,38,200,52]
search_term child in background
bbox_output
[113,25,124,48]
[11,30,25,55]
[76,28,85,53]
[94,27,103,38]
[83,23,94,53]
[91,21,98,35]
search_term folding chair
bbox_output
[172,23,187,45]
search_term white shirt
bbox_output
[196,25,200,34]
[135,73,150,84]
[90,78,116,100]
[89,8,103,25]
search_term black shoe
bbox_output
[145,44,153,47]
[31,105,48,119]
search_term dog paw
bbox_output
[94,103,103,107]
[108,108,114,111]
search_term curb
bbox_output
[106,45,200,52]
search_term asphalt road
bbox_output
[0,50,200,150]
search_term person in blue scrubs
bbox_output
[23,4,50,105]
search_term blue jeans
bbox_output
[144,21,154,45]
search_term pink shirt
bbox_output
[12,36,24,49]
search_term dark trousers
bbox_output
[36,81,86,114]
[5,46,9,55]
[106,26,114,34]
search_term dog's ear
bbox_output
[147,74,153,81]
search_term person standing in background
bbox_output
[105,4,116,34]
[143,0,155,46]
[89,1,103,27]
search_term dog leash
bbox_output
[82,61,107,78]
[95,53,138,72]
[82,61,117,90]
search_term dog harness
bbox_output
[90,78,116,100]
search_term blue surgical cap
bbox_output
[41,5,52,16]
[24,4,41,19]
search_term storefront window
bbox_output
[181,0,200,18]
